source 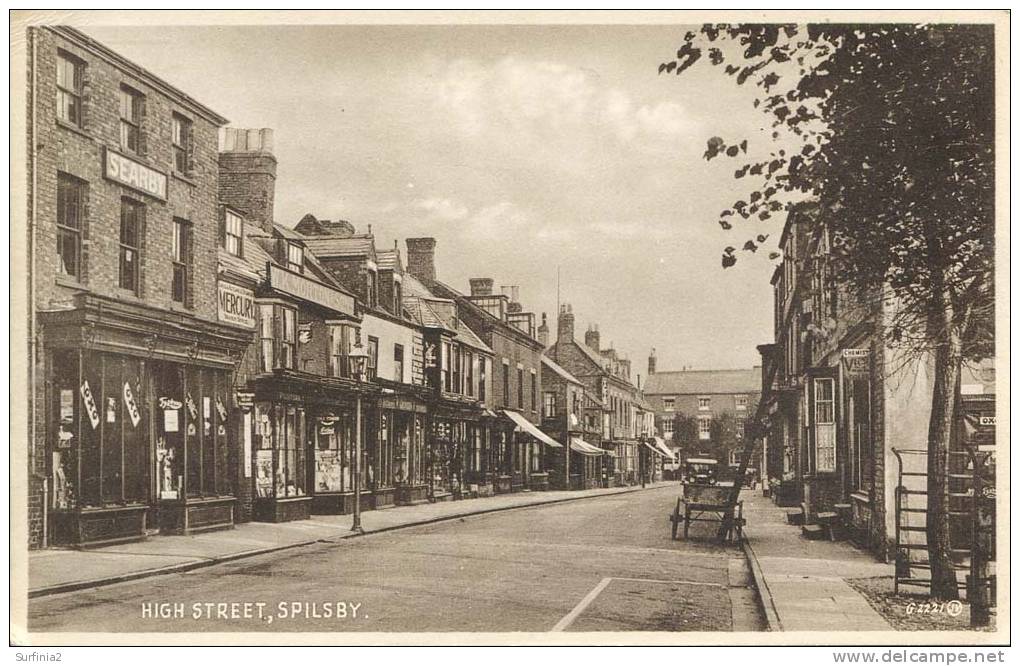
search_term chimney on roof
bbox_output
[218,127,276,232]
[469,278,494,297]
[648,347,657,375]
[538,312,549,347]
[406,237,437,286]
[557,303,574,343]
[584,324,601,352]
[507,286,522,313]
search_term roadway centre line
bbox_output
[550,577,727,631]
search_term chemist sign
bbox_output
[842,348,870,379]
[104,147,168,201]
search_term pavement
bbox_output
[27,482,898,635]
[29,481,673,598]
[28,484,761,634]
[740,489,894,632]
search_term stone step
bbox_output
[786,509,805,525]
[802,523,826,540]
[815,511,839,524]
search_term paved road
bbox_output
[29,485,763,633]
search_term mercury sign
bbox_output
[104,147,168,200]
[218,282,256,328]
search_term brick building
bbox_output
[643,362,761,479]
[26,26,252,547]
[546,306,643,486]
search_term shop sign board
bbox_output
[218,282,256,328]
[842,348,870,378]
[103,147,168,201]
[268,264,355,315]
[80,380,100,429]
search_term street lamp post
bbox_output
[639,432,647,489]
[348,342,370,534]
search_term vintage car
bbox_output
[683,457,719,485]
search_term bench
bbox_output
[668,484,745,543]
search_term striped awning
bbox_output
[503,409,563,448]
[569,437,609,457]
[652,437,675,460]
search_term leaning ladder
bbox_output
[891,448,972,595]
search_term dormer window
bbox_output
[287,243,303,273]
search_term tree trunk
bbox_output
[925,293,962,600]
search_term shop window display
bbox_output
[253,402,307,499]
[314,410,354,493]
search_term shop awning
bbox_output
[503,410,563,448]
[641,440,662,456]
[569,437,609,457]
[652,437,675,460]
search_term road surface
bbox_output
[29,485,764,633]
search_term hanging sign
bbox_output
[298,324,313,344]
[123,382,141,427]
[80,380,100,429]
[842,348,870,378]
[319,414,338,427]
[235,391,254,411]
[215,395,228,421]
[185,393,198,420]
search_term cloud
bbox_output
[431,56,697,152]
[414,197,469,221]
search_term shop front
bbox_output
[568,438,605,489]
[41,294,250,547]
[502,409,561,491]
[375,390,429,507]
[491,424,513,494]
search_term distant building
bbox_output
[644,362,761,476]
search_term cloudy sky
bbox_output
[79,18,781,373]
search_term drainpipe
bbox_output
[29,27,46,547]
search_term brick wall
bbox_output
[28,27,228,545]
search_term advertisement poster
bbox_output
[123,381,141,427]
[79,380,100,429]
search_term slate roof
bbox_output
[541,355,583,386]
[300,235,376,259]
[401,275,492,354]
[377,248,403,272]
[643,367,762,396]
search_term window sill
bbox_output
[168,301,193,314]
[850,491,870,504]
[54,274,87,290]
[55,118,95,142]
[172,170,197,187]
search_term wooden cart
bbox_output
[669,483,745,542]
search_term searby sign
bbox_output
[103,147,168,201]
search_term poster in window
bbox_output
[315,450,343,492]
[80,380,100,429]
[215,395,227,421]
[255,449,273,498]
[164,409,179,433]
[60,389,74,421]
[123,381,141,427]
[243,412,253,478]
[106,397,117,423]
[185,392,198,420]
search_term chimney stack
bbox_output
[218,128,277,232]
[537,312,549,347]
[584,324,601,352]
[406,237,437,286]
[557,304,575,342]
[648,348,657,375]
[469,278,494,297]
